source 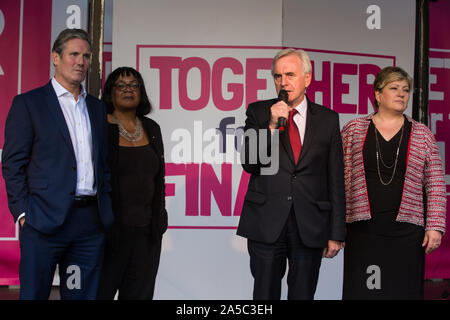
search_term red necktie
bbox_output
[288,109,302,164]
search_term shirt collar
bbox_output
[51,77,87,99]
[293,96,307,117]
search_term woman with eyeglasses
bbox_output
[341,66,446,299]
[97,67,167,300]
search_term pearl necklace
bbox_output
[111,115,144,142]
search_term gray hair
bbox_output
[271,48,312,76]
[52,28,91,55]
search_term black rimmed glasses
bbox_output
[114,82,140,91]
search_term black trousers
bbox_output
[247,210,323,300]
[97,225,162,300]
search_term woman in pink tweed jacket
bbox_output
[341,66,446,300]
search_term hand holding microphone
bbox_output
[269,89,289,132]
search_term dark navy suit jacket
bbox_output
[2,81,114,234]
[237,97,346,248]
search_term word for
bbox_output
[171,120,242,165]
[216,117,244,154]
[170,120,279,174]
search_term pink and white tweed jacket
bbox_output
[341,113,446,233]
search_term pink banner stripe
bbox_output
[20,0,52,93]
[136,44,396,71]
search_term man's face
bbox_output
[52,38,91,90]
[273,53,311,107]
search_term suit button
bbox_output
[287,196,292,201]
[72,166,76,171]
[70,191,75,195]
[292,174,296,179]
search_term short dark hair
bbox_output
[52,28,91,55]
[102,67,152,116]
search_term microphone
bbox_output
[277,89,289,132]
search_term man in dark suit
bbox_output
[238,48,345,300]
[2,29,114,299]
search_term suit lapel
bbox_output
[296,99,317,166]
[44,82,76,158]
[280,125,295,165]
[279,98,317,167]
[141,117,162,157]
[86,95,99,164]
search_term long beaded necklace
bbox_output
[373,119,405,186]
[111,114,144,142]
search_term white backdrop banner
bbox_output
[113,0,415,299]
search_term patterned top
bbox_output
[341,113,446,233]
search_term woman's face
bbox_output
[375,79,410,114]
[111,73,141,111]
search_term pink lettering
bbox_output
[149,56,182,109]
[212,58,244,111]
[179,57,210,110]
[165,163,199,216]
[245,58,272,108]
[232,170,250,216]
[165,163,251,219]
[359,64,380,114]
[309,61,331,108]
[201,163,232,216]
[333,63,357,114]
[149,55,385,116]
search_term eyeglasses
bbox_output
[114,82,140,91]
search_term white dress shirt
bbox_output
[18,79,97,222]
[51,78,96,196]
[291,96,308,144]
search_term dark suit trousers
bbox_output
[97,225,162,300]
[19,204,105,300]
[247,208,323,300]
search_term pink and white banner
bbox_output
[0,0,81,286]
[113,0,416,299]
[425,0,450,279]
[136,45,395,230]
[0,0,52,286]
[2,0,448,298]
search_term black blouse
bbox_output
[108,116,168,240]
[116,144,160,227]
[363,116,411,216]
